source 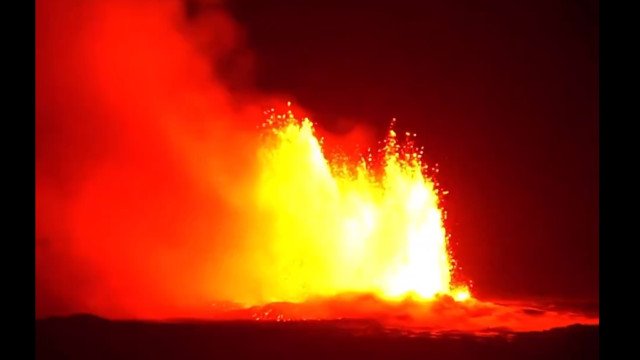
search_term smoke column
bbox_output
[36,0,301,318]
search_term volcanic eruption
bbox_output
[36,0,598,338]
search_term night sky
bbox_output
[225,0,599,301]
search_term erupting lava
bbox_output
[37,0,597,333]
[208,106,597,334]
[252,105,469,304]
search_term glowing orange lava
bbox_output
[250,106,468,305]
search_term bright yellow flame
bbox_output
[252,109,468,303]
[452,287,471,302]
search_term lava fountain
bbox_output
[207,105,596,334]
[252,105,469,304]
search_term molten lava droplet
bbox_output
[452,287,471,302]
[253,108,469,304]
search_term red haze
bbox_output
[36,0,283,318]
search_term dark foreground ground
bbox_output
[36,315,598,360]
